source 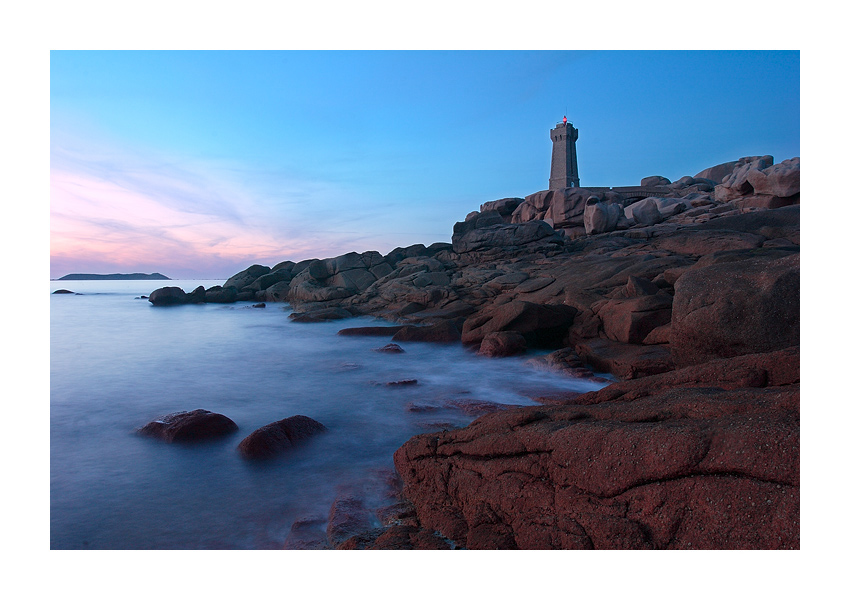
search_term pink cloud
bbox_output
[49,131,452,280]
[51,169,291,277]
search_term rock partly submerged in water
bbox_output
[147,285,241,306]
[237,415,328,459]
[477,331,527,357]
[373,343,405,354]
[138,409,238,443]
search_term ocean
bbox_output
[50,279,609,549]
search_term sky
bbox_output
[50,50,800,279]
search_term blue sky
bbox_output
[50,50,800,279]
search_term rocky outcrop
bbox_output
[204,285,238,303]
[224,264,271,291]
[714,155,800,209]
[477,331,527,357]
[289,307,353,322]
[461,300,577,348]
[138,409,238,442]
[391,321,462,343]
[670,248,799,366]
[393,347,799,549]
[374,343,405,353]
[237,415,327,459]
[452,217,562,255]
[327,496,375,548]
[218,152,800,550]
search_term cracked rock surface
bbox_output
[392,347,799,549]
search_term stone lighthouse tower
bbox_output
[549,116,580,189]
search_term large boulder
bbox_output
[544,187,598,228]
[148,286,189,306]
[452,219,561,254]
[693,160,740,184]
[236,415,327,459]
[138,409,238,442]
[287,271,356,303]
[583,198,625,234]
[747,157,800,201]
[260,280,291,302]
[573,337,675,379]
[289,307,353,322]
[394,347,799,549]
[204,285,238,303]
[713,156,774,202]
[461,300,577,347]
[286,251,396,304]
[480,197,522,217]
[510,190,552,223]
[391,321,462,343]
[670,249,799,366]
[625,196,688,225]
[186,286,206,303]
[640,175,671,187]
[594,294,673,344]
[477,331,527,357]
[247,269,292,292]
[224,264,271,291]
[624,197,663,225]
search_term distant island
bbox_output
[57,273,171,281]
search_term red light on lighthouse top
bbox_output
[563,116,567,125]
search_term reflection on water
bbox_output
[50,279,608,549]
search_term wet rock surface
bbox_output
[237,415,327,459]
[138,409,238,443]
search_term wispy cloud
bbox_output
[49,133,412,279]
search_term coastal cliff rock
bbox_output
[393,347,799,549]
[461,300,577,347]
[670,248,799,365]
[219,153,800,550]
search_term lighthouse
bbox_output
[549,116,580,189]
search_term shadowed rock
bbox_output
[477,331,527,357]
[237,415,327,459]
[327,496,374,548]
[391,321,462,343]
[289,307,353,322]
[462,300,577,347]
[670,249,799,366]
[338,326,406,337]
[148,286,190,306]
[283,516,330,550]
[138,409,238,442]
[374,343,405,354]
[224,264,271,291]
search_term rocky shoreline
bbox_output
[150,154,800,549]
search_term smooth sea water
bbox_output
[50,279,609,549]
